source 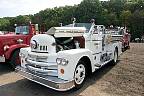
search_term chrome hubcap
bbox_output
[74,64,86,85]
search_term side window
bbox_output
[15,27,20,34]
[23,26,29,35]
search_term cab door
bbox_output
[90,25,104,54]
[91,25,112,64]
[101,30,113,63]
[88,25,103,65]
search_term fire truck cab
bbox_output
[16,22,122,91]
[0,23,39,69]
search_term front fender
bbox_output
[57,49,93,81]
[5,44,29,60]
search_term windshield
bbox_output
[64,23,92,32]
[15,26,29,35]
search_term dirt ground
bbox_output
[0,43,144,96]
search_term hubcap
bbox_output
[74,64,86,85]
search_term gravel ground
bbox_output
[0,43,144,96]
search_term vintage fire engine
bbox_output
[108,27,130,51]
[121,32,131,51]
[0,23,39,69]
[16,21,122,91]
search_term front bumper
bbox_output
[15,66,75,91]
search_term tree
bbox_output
[0,18,10,31]
[75,0,103,23]
[0,0,143,40]
[15,15,31,25]
[107,13,118,26]
[120,10,132,26]
[130,9,144,40]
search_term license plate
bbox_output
[0,56,5,62]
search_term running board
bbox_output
[94,59,113,70]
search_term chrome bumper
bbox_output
[15,66,75,91]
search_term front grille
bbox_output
[28,53,48,62]
[31,45,48,53]
[40,45,48,51]
[26,64,58,76]
[25,58,58,77]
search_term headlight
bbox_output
[4,45,9,51]
[30,40,37,49]
[56,58,62,64]
[56,58,69,65]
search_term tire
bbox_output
[127,42,130,49]
[111,49,118,65]
[122,43,126,52]
[127,46,130,49]
[10,49,20,70]
[74,61,87,89]
[122,48,125,52]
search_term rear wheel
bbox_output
[111,49,118,65]
[127,42,130,49]
[10,50,20,70]
[122,43,126,52]
[74,61,86,89]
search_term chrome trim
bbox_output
[15,66,75,91]
[26,59,57,67]
[86,40,102,41]
[92,52,102,55]
[26,64,58,76]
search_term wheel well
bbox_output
[10,48,20,59]
[79,56,92,75]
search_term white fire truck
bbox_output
[16,21,122,91]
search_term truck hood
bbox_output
[0,34,19,39]
[0,34,28,40]
[30,34,56,53]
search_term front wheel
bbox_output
[74,61,86,89]
[10,50,21,70]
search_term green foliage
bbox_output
[15,15,31,25]
[120,10,132,26]
[0,0,144,39]
[75,0,103,23]
[0,18,10,31]
[129,9,144,40]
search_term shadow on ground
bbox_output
[0,62,115,96]
[0,63,13,76]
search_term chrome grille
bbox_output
[26,64,58,76]
[40,45,48,51]
[26,54,58,77]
